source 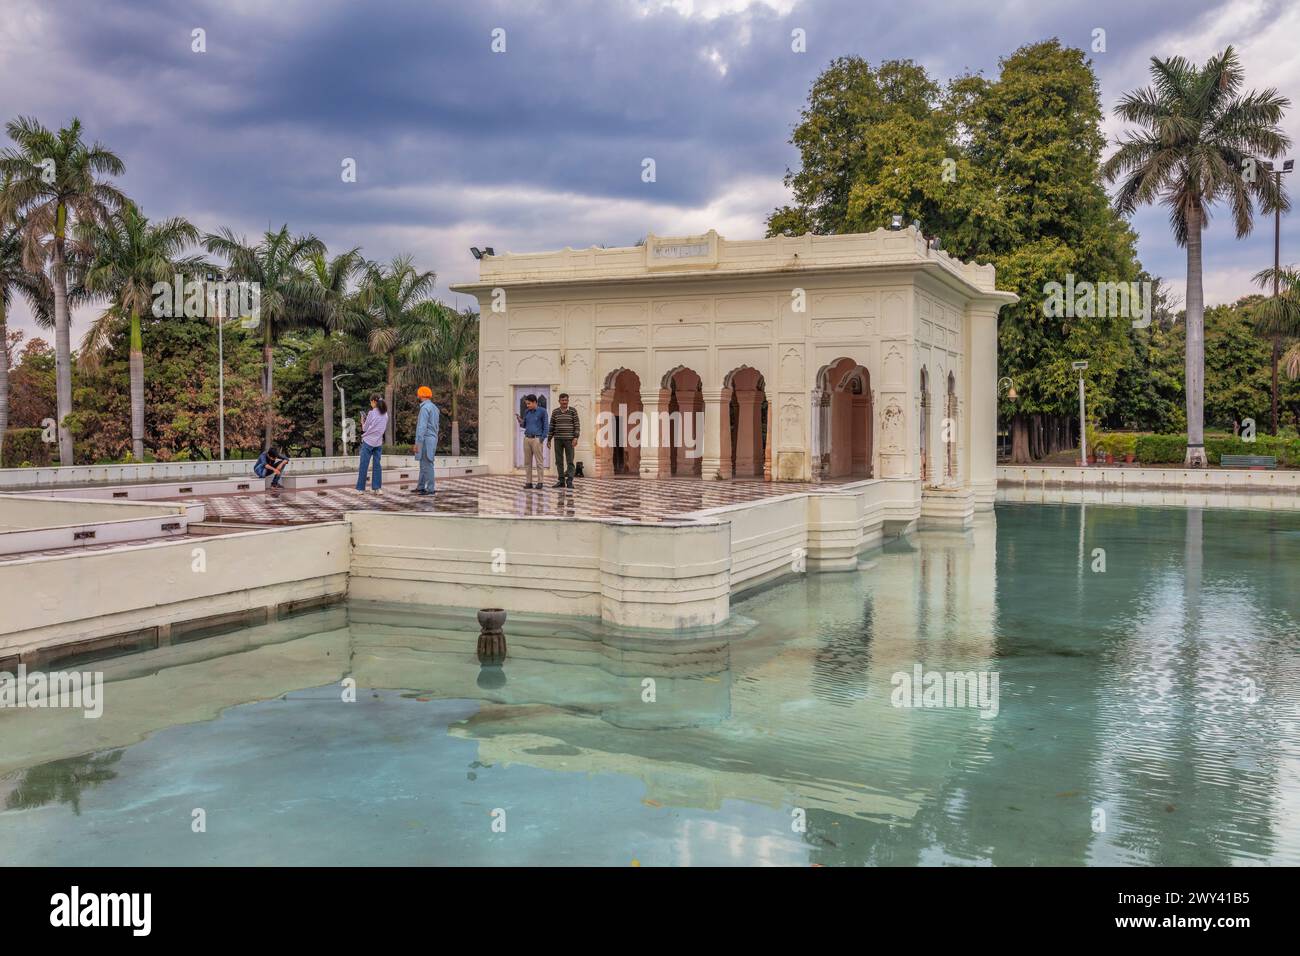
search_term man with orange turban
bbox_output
[411,385,440,495]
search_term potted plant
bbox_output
[1087,426,1108,465]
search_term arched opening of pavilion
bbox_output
[720,365,769,480]
[813,357,873,481]
[596,367,642,477]
[657,365,703,478]
[919,366,931,485]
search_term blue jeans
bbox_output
[356,442,383,490]
[254,462,283,487]
[418,450,436,492]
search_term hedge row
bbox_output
[1133,434,1186,463]
[1206,436,1300,467]
[1122,433,1300,466]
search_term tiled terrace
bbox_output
[175,473,835,525]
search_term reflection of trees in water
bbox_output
[5,751,124,815]
[810,593,874,705]
[803,807,925,866]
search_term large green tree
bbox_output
[1252,265,1300,432]
[296,248,364,456]
[77,205,203,459]
[69,312,273,462]
[358,255,441,445]
[770,42,1143,463]
[0,218,54,464]
[204,225,324,448]
[0,117,127,464]
[1104,47,1290,462]
[402,306,478,455]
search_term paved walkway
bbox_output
[176,473,833,525]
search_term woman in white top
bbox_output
[355,395,390,491]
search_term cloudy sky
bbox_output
[1,0,1297,341]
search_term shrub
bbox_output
[1,428,53,468]
[1135,434,1186,464]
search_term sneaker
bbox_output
[552,481,565,488]
[565,481,574,489]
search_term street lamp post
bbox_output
[335,373,353,456]
[1073,361,1089,466]
[206,272,228,462]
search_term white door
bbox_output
[513,385,552,469]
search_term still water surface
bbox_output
[2,503,1297,865]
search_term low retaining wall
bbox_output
[0,522,351,661]
[0,455,482,491]
[348,477,926,629]
[997,464,1300,511]
[0,495,203,555]
[348,511,732,629]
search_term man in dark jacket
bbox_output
[547,393,580,490]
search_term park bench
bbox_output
[1220,454,1277,470]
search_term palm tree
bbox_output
[404,306,478,456]
[0,117,126,464]
[76,205,203,459]
[1252,266,1300,433]
[358,255,440,446]
[0,219,55,465]
[205,225,324,448]
[297,248,364,457]
[1103,47,1290,465]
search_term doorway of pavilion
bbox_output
[659,366,703,478]
[813,357,873,481]
[513,385,552,472]
[919,366,931,485]
[720,365,769,480]
[596,368,643,477]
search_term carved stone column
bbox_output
[701,391,723,480]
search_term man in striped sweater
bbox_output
[547,392,581,490]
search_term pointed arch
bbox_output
[596,367,642,477]
[814,357,873,480]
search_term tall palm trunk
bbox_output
[262,322,274,450]
[322,360,334,457]
[385,356,395,446]
[0,300,9,466]
[51,217,74,465]
[450,392,460,456]
[128,308,145,460]
[1184,205,1207,466]
[1271,335,1281,435]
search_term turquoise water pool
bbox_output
[2,503,1297,865]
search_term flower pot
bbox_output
[476,608,506,632]
[1124,454,1135,464]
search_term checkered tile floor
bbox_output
[176,473,833,525]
